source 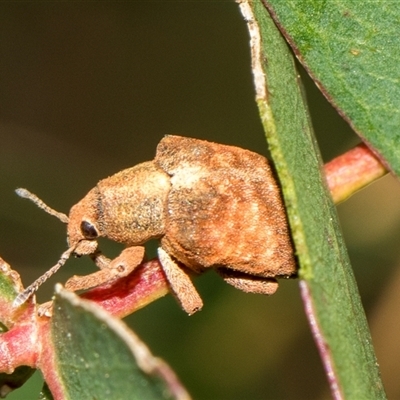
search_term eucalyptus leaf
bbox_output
[265,0,400,175]
[51,286,190,400]
[241,1,386,398]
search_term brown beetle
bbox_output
[14,136,296,314]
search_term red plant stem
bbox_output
[81,259,169,319]
[324,143,387,204]
[0,321,39,373]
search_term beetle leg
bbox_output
[157,247,203,315]
[216,268,279,295]
[37,247,145,317]
[89,250,112,269]
[65,246,145,292]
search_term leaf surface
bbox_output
[240,1,386,398]
[51,286,190,400]
[265,0,400,175]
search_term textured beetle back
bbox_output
[97,161,171,245]
[156,136,295,278]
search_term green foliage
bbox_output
[249,1,392,398]
[51,287,181,400]
[266,0,400,174]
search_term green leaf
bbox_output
[0,257,33,333]
[0,257,21,306]
[240,1,385,398]
[51,286,190,400]
[264,0,400,175]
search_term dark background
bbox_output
[1,2,400,399]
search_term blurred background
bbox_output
[1,2,400,399]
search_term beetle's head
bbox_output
[13,187,101,307]
[67,187,101,256]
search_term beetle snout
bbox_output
[73,239,98,256]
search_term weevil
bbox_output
[14,136,296,314]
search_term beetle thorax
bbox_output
[97,161,171,245]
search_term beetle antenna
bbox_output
[15,188,69,224]
[13,245,76,308]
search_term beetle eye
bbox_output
[80,220,98,239]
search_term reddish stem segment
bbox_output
[324,143,387,204]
